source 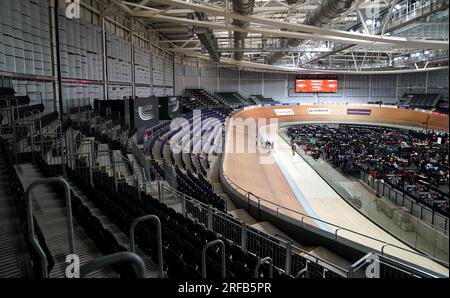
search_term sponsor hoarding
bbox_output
[307,108,331,115]
[347,108,372,116]
[274,108,295,116]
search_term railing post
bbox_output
[296,260,310,278]
[30,123,35,163]
[284,242,291,276]
[90,140,95,168]
[158,180,163,203]
[129,215,164,278]
[322,268,328,278]
[25,177,75,278]
[207,206,213,231]
[135,177,141,201]
[61,137,67,177]
[201,240,226,278]
[11,103,18,164]
[258,198,261,221]
[181,194,187,217]
[254,257,273,278]
[88,153,94,186]
[112,162,118,192]
[241,223,247,252]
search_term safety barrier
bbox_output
[160,183,348,278]
[25,177,75,278]
[219,113,447,277]
[360,169,449,232]
[276,129,449,265]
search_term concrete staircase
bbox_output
[0,156,29,278]
[15,163,116,278]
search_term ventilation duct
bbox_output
[232,0,255,61]
[192,12,221,62]
[266,0,356,65]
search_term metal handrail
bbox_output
[221,111,449,273]
[254,257,273,278]
[69,127,144,178]
[221,159,449,267]
[80,252,146,278]
[25,177,75,278]
[129,215,164,278]
[296,260,310,278]
[162,181,349,275]
[201,239,226,278]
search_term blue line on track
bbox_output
[270,152,331,232]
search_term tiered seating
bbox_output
[0,88,31,108]
[36,112,59,131]
[249,95,278,105]
[68,104,92,115]
[14,103,45,119]
[2,139,116,277]
[0,140,31,277]
[401,93,442,110]
[183,89,221,110]
[0,96,31,108]
[176,167,226,211]
[76,160,227,278]
[215,92,252,108]
[70,155,291,279]
[0,87,15,96]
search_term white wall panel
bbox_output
[219,79,239,92]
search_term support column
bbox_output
[50,0,64,118]
[101,9,108,100]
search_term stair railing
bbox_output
[201,239,226,278]
[254,257,273,278]
[25,177,75,278]
[129,215,164,278]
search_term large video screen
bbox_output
[295,79,338,93]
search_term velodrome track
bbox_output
[222,104,449,276]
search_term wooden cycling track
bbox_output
[222,104,449,276]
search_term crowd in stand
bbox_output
[287,124,449,215]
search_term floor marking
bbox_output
[259,126,330,231]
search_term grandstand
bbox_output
[0,0,449,284]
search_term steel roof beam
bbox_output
[124,0,449,50]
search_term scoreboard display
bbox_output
[295,79,338,93]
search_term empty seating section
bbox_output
[215,92,252,108]
[0,87,31,108]
[12,103,45,120]
[176,167,225,211]
[0,96,31,108]
[69,149,291,278]
[249,95,278,105]
[4,84,427,279]
[0,139,116,278]
[37,112,59,131]
[183,89,221,110]
[401,93,442,110]
[0,87,15,96]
